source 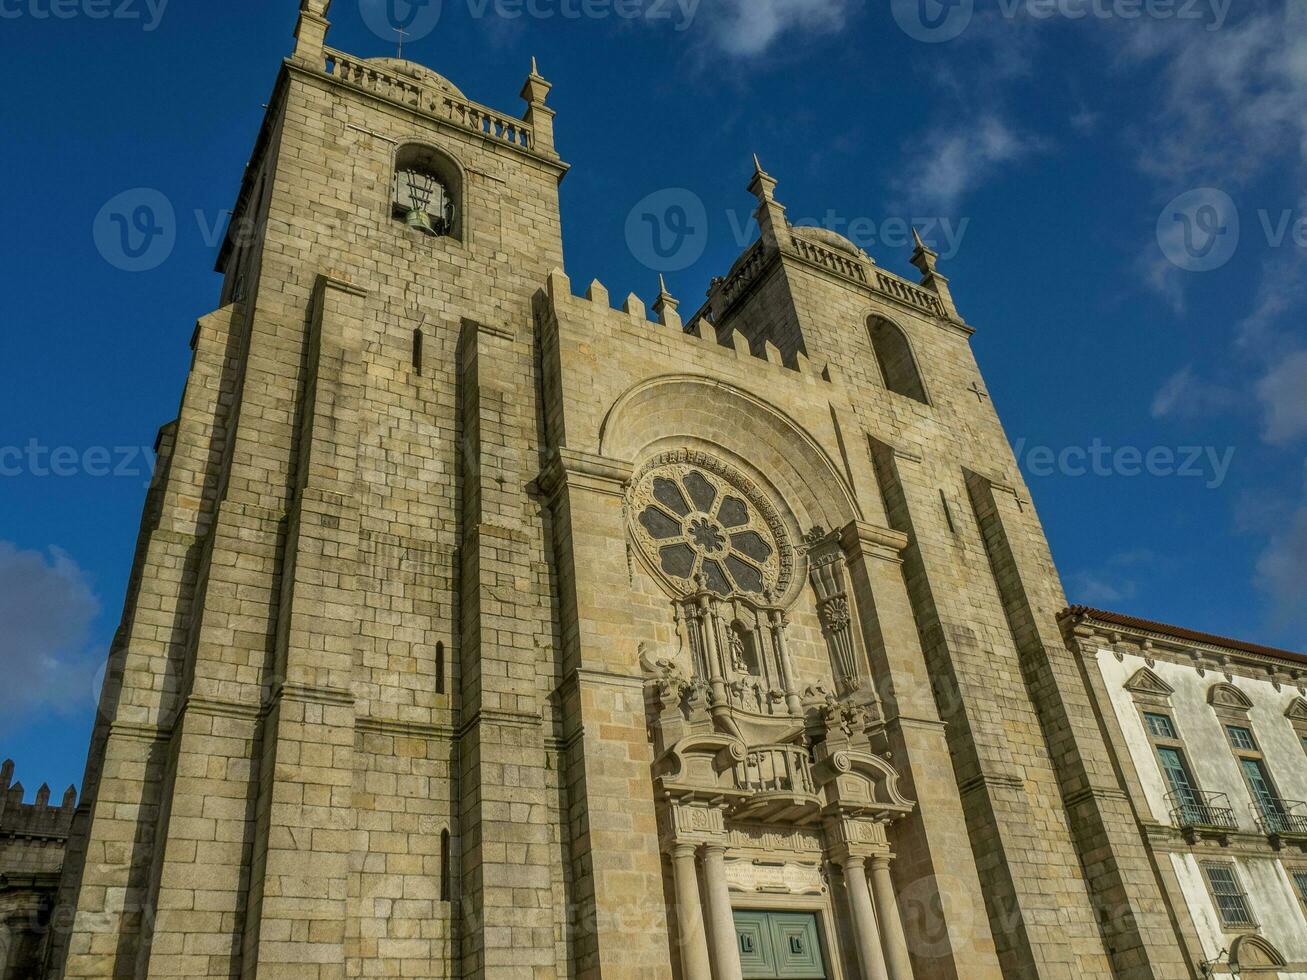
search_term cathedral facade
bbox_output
[29,3,1307,979]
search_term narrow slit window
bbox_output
[440,828,451,902]
[436,641,445,695]
[940,490,956,533]
[413,328,424,375]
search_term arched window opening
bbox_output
[868,315,928,404]
[393,144,462,240]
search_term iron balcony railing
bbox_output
[1254,798,1307,837]
[1168,790,1238,831]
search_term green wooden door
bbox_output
[733,910,827,979]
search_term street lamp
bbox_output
[1199,948,1241,978]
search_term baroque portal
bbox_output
[632,449,917,980]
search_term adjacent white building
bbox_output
[1064,608,1307,978]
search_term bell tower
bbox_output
[53,5,570,979]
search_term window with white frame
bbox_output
[1226,724,1258,752]
[1145,712,1178,740]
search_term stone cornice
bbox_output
[272,682,356,708]
[184,696,262,721]
[355,716,457,741]
[457,707,544,738]
[1140,820,1297,860]
[957,771,1025,797]
[1065,615,1307,692]
[461,315,517,342]
[839,520,910,564]
[537,447,634,502]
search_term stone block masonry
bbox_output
[32,4,1235,979]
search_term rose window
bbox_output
[629,454,789,599]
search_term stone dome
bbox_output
[789,223,866,258]
[366,58,466,99]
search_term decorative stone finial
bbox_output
[521,57,553,105]
[910,226,938,274]
[748,153,779,203]
[293,0,332,64]
[910,226,962,322]
[520,57,557,156]
[747,154,787,251]
[653,275,682,330]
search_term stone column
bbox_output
[841,856,889,980]
[670,845,713,980]
[869,856,914,980]
[768,610,803,716]
[701,845,743,980]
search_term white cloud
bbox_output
[1069,106,1101,135]
[1067,571,1135,607]
[0,542,102,734]
[1257,350,1307,445]
[895,115,1044,213]
[1122,9,1307,184]
[703,0,854,56]
[1150,365,1240,420]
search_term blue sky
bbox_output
[1,0,1304,794]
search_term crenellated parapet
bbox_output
[1,761,75,980]
[0,760,77,841]
[538,268,839,381]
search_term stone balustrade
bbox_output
[323,49,533,151]
[791,235,869,283]
[736,744,815,796]
[873,270,946,318]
